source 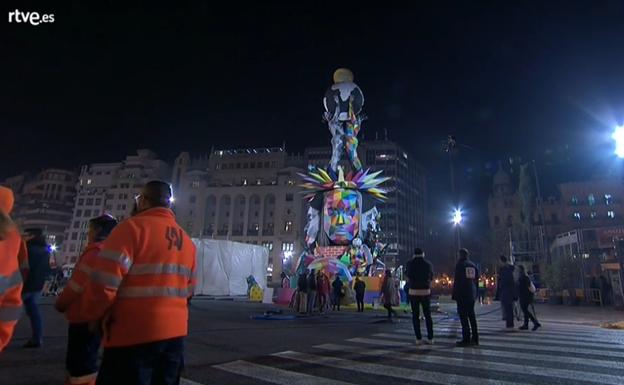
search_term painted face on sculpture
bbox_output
[323,188,360,244]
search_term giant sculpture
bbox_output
[295,69,389,280]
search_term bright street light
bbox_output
[50,244,57,252]
[612,125,624,158]
[452,208,463,226]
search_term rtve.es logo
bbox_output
[8,9,54,26]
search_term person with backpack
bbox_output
[405,248,434,345]
[516,265,541,331]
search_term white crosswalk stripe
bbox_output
[213,360,355,385]
[315,343,624,385]
[209,317,624,385]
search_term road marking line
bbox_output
[213,359,356,385]
[181,378,204,385]
[351,336,624,360]
[274,350,526,385]
[385,330,624,349]
[315,343,624,385]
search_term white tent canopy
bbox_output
[192,239,269,296]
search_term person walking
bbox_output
[405,248,434,345]
[55,215,118,385]
[331,275,343,311]
[354,276,366,312]
[452,248,479,346]
[77,181,196,385]
[21,228,51,348]
[380,269,398,320]
[307,269,318,315]
[296,273,308,314]
[497,255,517,329]
[516,265,541,331]
[0,187,24,352]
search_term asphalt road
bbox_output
[2,299,623,385]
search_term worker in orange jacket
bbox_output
[77,181,196,385]
[0,186,24,352]
[55,214,118,385]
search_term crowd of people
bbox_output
[0,180,551,384]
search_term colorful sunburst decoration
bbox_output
[299,166,390,201]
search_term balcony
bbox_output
[247,229,259,236]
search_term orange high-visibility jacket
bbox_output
[56,242,104,323]
[78,208,196,347]
[0,228,24,352]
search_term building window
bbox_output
[73,221,80,229]
[86,198,94,205]
[262,241,273,251]
[588,194,596,206]
[84,210,92,217]
[255,179,262,185]
[608,211,615,219]
[571,196,578,205]
[242,179,248,186]
[590,211,597,219]
[70,244,76,252]
[284,221,293,232]
[287,180,295,186]
[189,195,196,204]
[605,194,613,205]
[95,198,102,205]
[282,242,294,252]
[87,179,92,185]
[573,212,581,220]
[71,232,78,240]
[78,198,84,205]
[192,180,200,189]
[286,193,293,202]
[76,209,82,217]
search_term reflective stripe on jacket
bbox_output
[0,229,24,352]
[78,207,196,348]
[57,242,104,323]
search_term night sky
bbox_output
[3,2,624,231]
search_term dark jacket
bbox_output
[23,242,51,293]
[517,275,534,304]
[307,273,317,291]
[497,264,517,303]
[405,256,433,290]
[297,274,308,293]
[354,280,366,296]
[332,278,343,296]
[452,258,479,302]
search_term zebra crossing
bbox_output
[202,315,624,385]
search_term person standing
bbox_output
[55,215,118,385]
[380,269,398,320]
[0,187,24,352]
[307,269,317,315]
[478,275,486,305]
[452,248,479,346]
[296,273,308,314]
[354,276,366,312]
[331,275,343,311]
[405,248,434,345]
[497,255,517,329]
[516,265,541,331]
[21,228,51,348]
[77,181,196,385]
[317,271,330,314]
